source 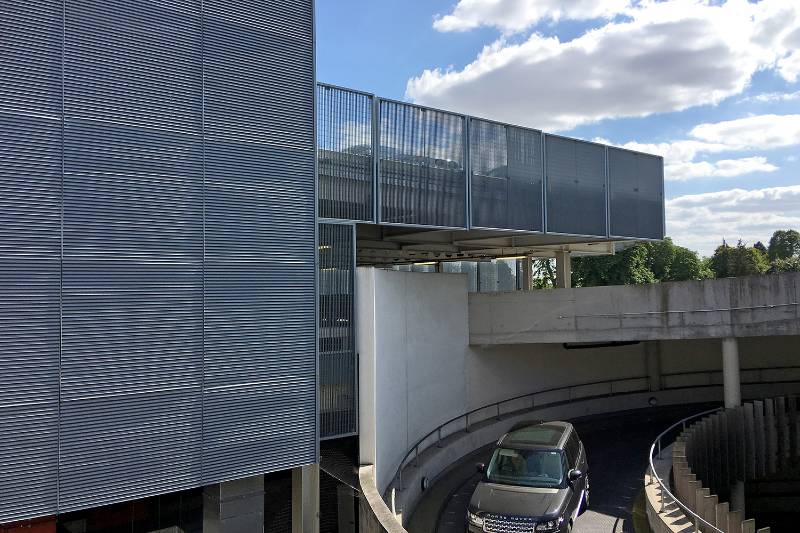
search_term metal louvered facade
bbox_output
[316,85,664,241]
[608,147,665,239]
[0,1,62,521]
[545,135,608,237]
[319,223,357,438]
[317,85,374,222]
[470,119,543,231]
[379,100,467,228]
[0,0,316,524]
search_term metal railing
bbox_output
[390,365,800,491]
[647,407,725,532]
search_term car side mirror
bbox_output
[568,469,583,482]
[476,463,486,473]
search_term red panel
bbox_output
[0,517,56,533]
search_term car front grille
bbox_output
[482,514,537,533]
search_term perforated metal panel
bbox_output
[0,0,62,523]
[317,85,374,221]
[202,0,317,482]
[379,101,466,227]
[319,223,356,438]
[59,0,205,511]
[545,135,607,237]
[470,119,542,231]
[608,147,664,239]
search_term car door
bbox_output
[564,434,580,519]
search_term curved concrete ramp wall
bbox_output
[356,268,800,520]
[470,272,800,345]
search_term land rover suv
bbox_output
[466,421,588,533]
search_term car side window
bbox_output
[565,433,578,467]
[565,430,581,468]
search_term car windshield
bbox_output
[485,447,566,488]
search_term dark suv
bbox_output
[466,421,588,533]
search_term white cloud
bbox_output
[408,0,800,131]
[598,113,800,181]
[433,0,631,33]
[666,157,778,181]
[667,185,800,255]
[744,90,800,102]
[689,114,800,150]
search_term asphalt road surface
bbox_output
[430,405,712,533]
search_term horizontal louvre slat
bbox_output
[59,0,205,513]
[202,0,316,484]
[0,0,62,523]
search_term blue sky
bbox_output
[317,0,800,256]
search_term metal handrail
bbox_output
[647,407,724,533]
[389,365,800,491]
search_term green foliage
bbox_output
[543,229,800,289]
[530,258,556,289]
[708,240,769,278]
[571,237,710,287]
[572,243,655,287]
[768,256,800,273]
[767,229,800,261]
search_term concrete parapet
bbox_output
[469,272,800,345]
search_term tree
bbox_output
[708,240,769,278]
[531,258,556,289]
[571,238,711,288]
[644,238,711,282]
[767,229,800,261]
[667,245,714,281]
[768,256,800,274]
[572,243,656,287]
[754,241,768,255]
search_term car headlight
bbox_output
[535,517,564,531]
[467,511,484,527]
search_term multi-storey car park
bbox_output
[6,2,799,533]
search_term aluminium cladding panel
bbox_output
[203,0,317,482]
[470,119,543,231]
[608,147,665,239]
[59,0,204,512]
[379,101,467,228]
[318,223,356,438]
[545,135,608,237]
[0,0,62,522]
[317,85,374,221]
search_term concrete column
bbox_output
[292,464,319,533]
[555,251,571,289]
[521,256,532,291]
[203,475,265,533]
[722,337,741,409]
[731,480,746,515]
[645,341,662,392]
